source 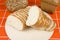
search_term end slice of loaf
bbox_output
[6,15,24,31]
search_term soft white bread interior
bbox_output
[26,5,56,31]
[26,5,40,26]
[6,15,23,30]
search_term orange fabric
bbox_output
[49,5,60,40]
[28,0,40,6]
[0,0,60,40]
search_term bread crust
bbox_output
[6,0,28,12]
[30,8,56,31]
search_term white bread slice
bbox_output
[26,5,56,31]
[26,5,40,26]
[6,15,23,31]
[6,6,30,31]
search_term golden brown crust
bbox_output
[41,1,56,13]
[41,0,60,6]
[6,0,28,12]
[31,9,56,31]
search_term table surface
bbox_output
[0,0,60,40]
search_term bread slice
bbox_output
[41,0,60,6]
[26,5,40,26]
[6,6,30,31]
[41,0,56,13]
[6,0,28,12]
[26,5,56,31]
[41,0,60,13]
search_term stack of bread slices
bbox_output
[5,5,56,31]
